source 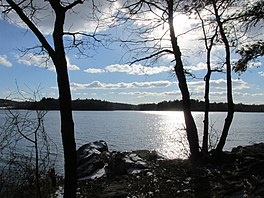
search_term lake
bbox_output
[45,111,264,157]
[1,110,264,173]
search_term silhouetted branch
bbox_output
[130,49,174,65]
[64,0,84,11]
[5,0,55,57]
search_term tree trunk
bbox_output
[51,3,77,198]
[167,0,200,163]
[213,2,234,153]
[202,70,211,154]
[5,1,78,197]
[55,61,77,198]
[196,9,218,156]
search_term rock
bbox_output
[77,140,108,165]
[76,140,149,180]
[76,143,264,197]
[107,152,148,176]
[132,150,165,161]
[231,143,264,156]
[77,140,109,180]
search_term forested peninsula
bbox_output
[1,98,264,112]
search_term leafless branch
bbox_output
[5,0,55,56]
[130,49,174,65]
[64,0,84,11]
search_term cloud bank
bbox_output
[84,64,172,75]
[70,80,175,91]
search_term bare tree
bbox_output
[119,0,245,159]
[194,7,219,155]
[187,0,240,154]
[0,88,56,197]
[167,0,201,163]
[208,0,235,153]
[118,0,201,163]
[1,1,102,197]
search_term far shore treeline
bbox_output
[1,98,264,112]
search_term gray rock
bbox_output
[77,140,150,180]
[77,140,109,179]
[77,140,108,165]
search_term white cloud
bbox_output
[70,80,175,91]
[105,64,131,73]
[232,79,250,90]
[84,68,105,73]
[258,71,264,77]
[234,92,264,97]
[184,62,221,72]
[66,57,80,71]
[207,78,249,90]
[84,64,172,75]
[0,55,12,67]
[210,91,226,96]
[119,90,180,97]
[187,78,249,92]
[185,62,207,71]
[16,53,80,71]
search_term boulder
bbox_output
[77,140,109,180]
[107,152,148,176]
[77,140,108,166]
[76,140,150,180]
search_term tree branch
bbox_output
[5,0,55,57]
[64,0,84,11]
[130,49,174,65]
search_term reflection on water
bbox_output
[1,110,264,174]
[143,111,188,159]
[28,111,264,159]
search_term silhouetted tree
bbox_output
[189,0,240,154]
[0,89,56,197]
[119,0,201,163]
[211,0,235,153]
[120,0,246,158]
[193,6,219,154]
[1,1,91,197]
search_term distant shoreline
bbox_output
[1,98,264,112]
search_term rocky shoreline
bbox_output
[72,142,264,197]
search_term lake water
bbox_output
[45,111,264,157]
[1,110,264,173]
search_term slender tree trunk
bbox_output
[202,70,211,154]
[55,59,77,198]
[34,124,41,198]
[213,2,234,153]
[201,31,212,155]
[202,34,216,155]
[51,3,77,198]
[167,0,200,163]
[196,9,219,155]
[6,1,78,197]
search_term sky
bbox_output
[0,1,264,105]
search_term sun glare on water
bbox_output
[143,111,189,159]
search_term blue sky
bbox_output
[0,1,264,105]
